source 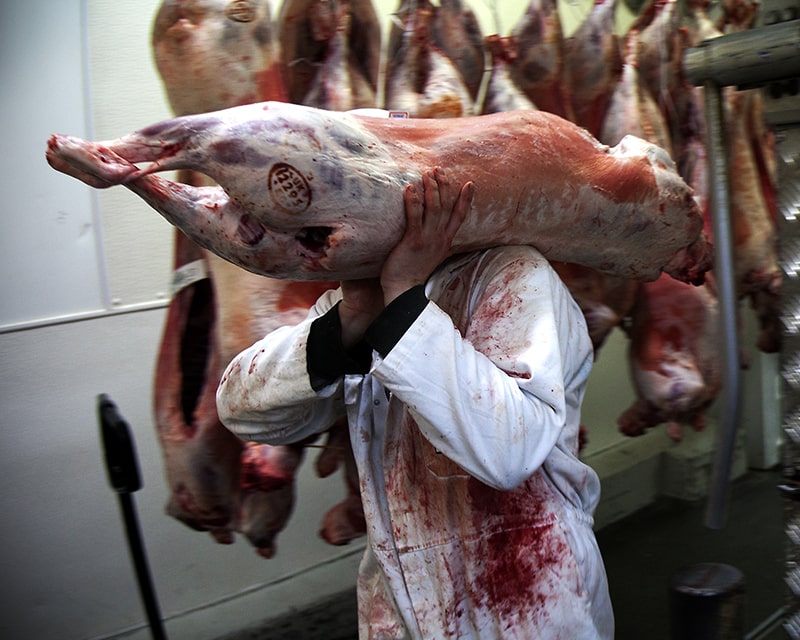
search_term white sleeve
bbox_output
[370,255,591,490]
[215,290,346,444]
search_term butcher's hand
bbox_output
[338,168,474,347]
[381,167,475,305]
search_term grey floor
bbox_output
[224,468,787,640]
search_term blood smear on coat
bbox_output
[467,478,574,625]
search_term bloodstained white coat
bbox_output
[217,246,613,639]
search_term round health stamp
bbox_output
[268,162,311,214]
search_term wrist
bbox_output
[382,279,423,306]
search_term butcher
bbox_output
[216,166,614,639]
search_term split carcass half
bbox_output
[155,171,347,556]
[154,214,244,543]
[46,102,712,285]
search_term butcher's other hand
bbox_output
[381,167,475,305]
[338,278,384,349]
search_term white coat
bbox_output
[217,245,614,639]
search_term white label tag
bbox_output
[170,259,209,296]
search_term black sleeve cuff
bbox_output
[365,285,429,357]
[306,302,372,391]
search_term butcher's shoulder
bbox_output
[428,246,561,308]
[477,244,550,271]
[464,245,559,290]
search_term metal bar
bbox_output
[702,82,743,530]
[684,20,800,89]
[98,394,168,640]
[118,493,168,640]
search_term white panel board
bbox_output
[0,2,106,329]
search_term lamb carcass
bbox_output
[155,179,344,554]
[46,102,712,285]
[509,0,574,120]
[429,0,486,101]
[618,274,721,442]
[384,2,474,117]
[561,0,623,137]
[154,217,244,543]
[481,35,537,115]
[300,0,377,111]
[151,0,366,556]
[152,0,287,115]
[279,0,381,106]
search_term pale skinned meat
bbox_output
[47,102,712,285]
[599,30,672,153]
[618,274,721,442]
[155,171,342,555]
[726,89,781,353]
[682,0,781,353]
[509,0,574,121]
[629,0,690,143]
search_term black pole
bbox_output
[97,394,168,640]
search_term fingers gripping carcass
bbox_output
[47,102,712,285]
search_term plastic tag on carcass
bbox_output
[171,259,209,296]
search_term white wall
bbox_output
[0,0,775,638]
